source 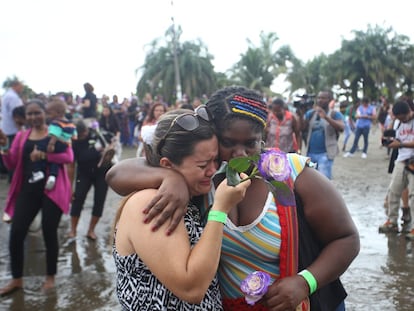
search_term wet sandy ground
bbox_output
[0,128,413,310]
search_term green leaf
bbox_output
[226,166,241,186]
[228,155,260,173]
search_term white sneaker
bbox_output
[45,175,56,190]
[361,153,367,159]
[343,152,354,158]
[29,171,45,183]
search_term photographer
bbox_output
[293,94,314,147]
[304,90,344,180]
[379,100,414,240]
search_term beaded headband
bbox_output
[227,94,268,127]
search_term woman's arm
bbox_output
[1,131,25,170]
[117,176,250,303]
[263,167,360,309]
[295,167,360,286]
[106,158,190,233]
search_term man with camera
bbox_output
[379,100,414,240]
[304,90,345,179]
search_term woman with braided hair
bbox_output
[106,86,360,311]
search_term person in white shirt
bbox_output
[379,100,414,240]
[1,79,24,185]
[1,79,24,141]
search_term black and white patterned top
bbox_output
[113,203,223,310]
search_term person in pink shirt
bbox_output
[0,99,73,296]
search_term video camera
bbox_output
[293,94,315,112]
[381,129,396,147]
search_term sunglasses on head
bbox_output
[157,105,211,155]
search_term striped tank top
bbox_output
[218,153,309,299]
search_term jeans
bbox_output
[128,120,137,146]
[349,127,370,154]
[307,152,334,179]
[343,117,354,148]
[335,301,345,311]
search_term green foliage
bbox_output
[136,26,218,104]
[230,31,297,93]
[137,24,414,103]
[2,76,36,100]
[226,155,260,186]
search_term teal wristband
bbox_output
[298,269,318,295]
[207,210,227,224]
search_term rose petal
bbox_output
[240,271,271,305]
[258,150,291,182]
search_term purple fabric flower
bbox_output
[240,271,271,305]
[258,149,291,182]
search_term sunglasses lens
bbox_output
[195,106,210,121]
[175,114,199,131]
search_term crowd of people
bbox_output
[106,86,360,310]
[0,78,412,310]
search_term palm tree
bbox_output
[334,25,412,100]
[136,27,217,104]
[231,31,297,96]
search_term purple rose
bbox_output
[258,150,291,182]
[240,271,271,305]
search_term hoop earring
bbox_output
[260,140,265,151]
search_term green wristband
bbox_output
[207,210,227,224]
[298,269,318,295]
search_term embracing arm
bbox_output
[118,177,250,303]
[106,157,190,233]
[106,158,168,195]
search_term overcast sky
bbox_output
[1,0,413,100]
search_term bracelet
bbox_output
[298,269,318,295]
[207,210,227,224]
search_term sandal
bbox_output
[0,283,22,297]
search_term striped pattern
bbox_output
[219,153,309,299]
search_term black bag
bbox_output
[295,192,347,311]
[388,148,398,174]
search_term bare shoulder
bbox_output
[295,167,357,242]
[119,189,158,223]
